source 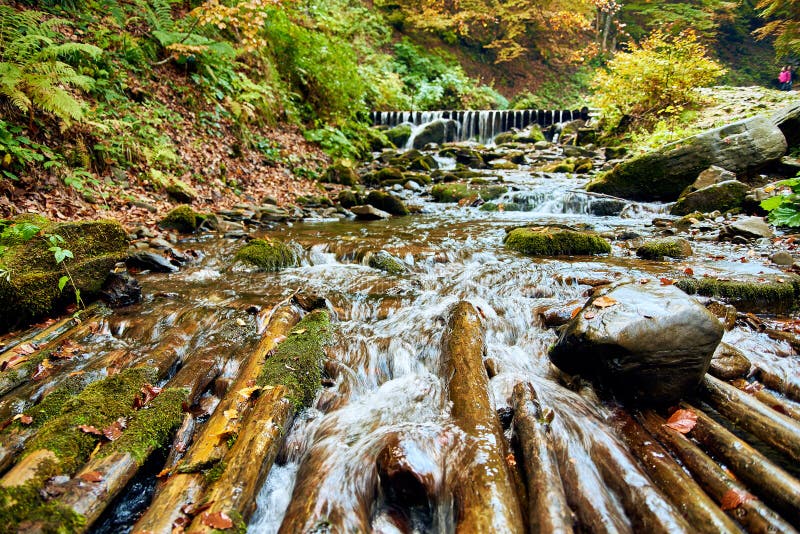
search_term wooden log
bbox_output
[158,413,196,488]
[439,301,524,533]
[132,303,301,534]
[511,381,574,534]
[684,402,800,526]
[609,408,739,533]
[701,374,800,463]
[185,386,293,533]
[732,379,800,422]
[755,367,800,404]
[639,410,798,533]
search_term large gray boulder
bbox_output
[549,282,723,403]
[411,119,458,149]
[587,115,787,201]
[670,180,749,215]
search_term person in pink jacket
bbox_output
[779,66,792,90]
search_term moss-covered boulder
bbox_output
[431,183,471,203]
[234,238,297,271]
[675,275,800,314]
[373,167,405,184]
[480,202,523,212]
[515,125,545,144]
[636,238,693,260]
[587,116,786,201]
[505,227,611,256]
[670,180,749,216]
[257,309,333,407]
[324,159,360,186]
[385,124,412,148]
[367,250,408,274]
[337,190,364,209]
[159,206,198,233]
[0,217,128,329]
[366,191,409,216]
[543,162,575,173]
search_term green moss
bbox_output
[366,191,409,216]
[479,185,508,201]
[385,124,412,148]
[159,205,199,233]
[234,238,297,272]
[504,227,612,256]
[2,376,86,435]
[431,183,470,203]
[23,367,158,478]
[203,460,227,484]
[543,162,575,173]
[480,202,499,212]
[324,160,359,186]
[670,180,749,216]
[636,238,693,260]
[98,387,187,464]
[337,190,363,209]
[373,167,405,183]
[257,310,333,408]
[675,277,799,313]
[0,483,86,533]
[368,251,407,274]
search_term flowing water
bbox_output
[14,156,799,532]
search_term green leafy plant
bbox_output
[760,176,800,227]
[46,233,83,308]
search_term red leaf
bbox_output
[136,383,163,407]
[720,488,754,510]
[683,267,694,276]
[660,278,674,286]
[201,511,233,530]
[78,424,103,436]
[79,470,103,483]
[571,307,582,318]
[103,418,127,441]
[19,415,32,425]
[664,409,697,434]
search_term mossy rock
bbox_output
[234,238,297,271]
[670,180,749,216]
[159,205,200,233]
[636,238,693,260]
[543,162,575,173]
[493,132,516,145]
[515,126,545,144]
[431,183,471,203]
[337,190,364,209]
[257,309,333,407]
[675,276,800,314]
[373,167,405,183]
[0,218,128,330]
[296,195,333,207]
[574,158,593,174]
[368,250,408,274]
[324,160,360,186]
[385,124,412,148]
[479,185,508,201]
[366,191,409,216]
[505,227,612,256]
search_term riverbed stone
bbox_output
[587,115,787,201]
[351,205,391,220]
[718,216,774,240]
[412,119,458,149]
[385,124,412,148]
[692,165,737,191]
[708,342,751,380]
[0,216,129,329]
[504,227,611,256]
[234,238,297,271]
[366,191,409,216]
[549,282,724,403]
[636,237,693,260]
[675,274,799,313]
[670,180,749,216]
[771,251,794,266]
[367,250,408,274]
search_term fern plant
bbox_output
[0,6,102,126]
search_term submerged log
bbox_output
[732,379,800,422]
[639,410,798,533]
[185,386,293,533]
[133,303,301,534]
[439,301,524,533]
[511,382,574,534]
[701,374,800,463]
[609,408,739,533]
[755,367,800,404]
[684,402,800,526]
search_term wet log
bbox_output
[639,410,798,533]
[439,301,524,533]
[684,402,800,526]
[133,303,301,534]
[732,379,800,422]
[185,386,293,533]
[701,374,800,463]
[609,408,739,533]
[158,413,196,488]
[511,381,574,534]
[755,367,800,404]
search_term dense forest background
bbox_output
[0,0,797,219]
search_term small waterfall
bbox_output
[370,108,591,145]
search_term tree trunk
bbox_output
[609,408,739,533]
[701,374,800,463]
[732,379,800,422]
[511,381,574,534]
[755,367,800,403]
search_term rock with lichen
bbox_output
[234,238,297,271]
[675,274,799,314]
[504,227,611,256]
[366,191,409,216]
[636,238,693,260]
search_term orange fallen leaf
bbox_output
[720,488,754,510]
[660,278,674,286]
[201,511,234,530]
[664,409,697,434]
[584,311,597,320]
[593,296,618,308]
[683,267,694,276]
[571,307,582,319]
[103,418,127,441]
[506,453,517,467]
[78,424,103,436]
[156,467,172,479]
[79,470,103,483]
[14,414,33,425]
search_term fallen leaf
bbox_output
[16,343,36,355]
[505,453,517,467]
[32,359,53,380]
[79,470,103,483]
[235,318,247,326]
[593,296,618,308]
[291,328,307,335]
[181,500,213,517]
[660,278,674,286]
[720,488,754,510]
[584,311,597,320]
[135,383,163,407]
[78,424,103,436]
[571,307,582,319]
[103,418,127,441]
[157,467,172,479]
[664,409,697,434]
[201,511,234,530]
[683,267,694,276]
[13,414,33,425]
[238,386,261,399]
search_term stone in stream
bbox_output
[588,198,626,216]
[366,191,409,216]
[675,274,799,314]
[0,215,129,330]
[504,227,611,256]
[385,124,412,148]
[100,268,142,307]
[367,250,408,274]
[350,204,391,220]
[549,282,724,403]
[233,238,297,271]
[718,216,774,240]
[158,205,217,234]
[587,115,787,201]
[636,237,693,260]
[127,251,179,273]
[411,119,458,149]
[669,180,749,216]
[708,342,751,380]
